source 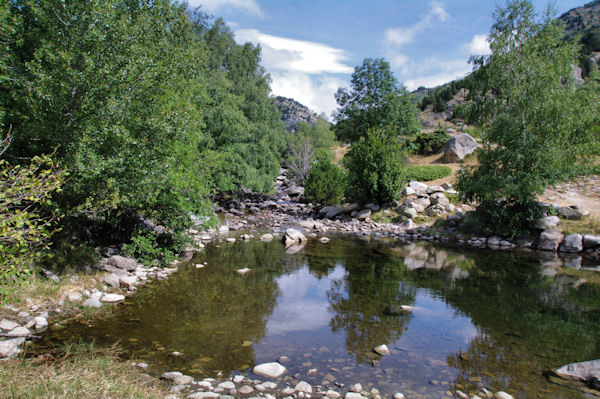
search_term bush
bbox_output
[344,129,406,205]
[122,229,177,268]
[404,165,451,181]
[414,130,450,155]
[304,159,346,206]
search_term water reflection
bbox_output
[39,236,600,398]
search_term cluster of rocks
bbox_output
[0,255,179,361]
[399,181,460,219]
[156,359,515,399]
[0,309,48,359]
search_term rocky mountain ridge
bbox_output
[559,0,600,33]
[271,96,320,133]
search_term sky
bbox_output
[186,0,586,118]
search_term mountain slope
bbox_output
[272,96,319,133]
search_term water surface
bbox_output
[41,235,600,398]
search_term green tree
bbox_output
[304,158,346,205]
[334,58,419,143]
[344,129,407,205]
[456,0,599,236]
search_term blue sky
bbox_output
[186,0,586,117]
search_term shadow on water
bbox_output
[36,235,600,398]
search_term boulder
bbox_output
[320,206,344,219]
[282,228,307,246]
[441,182,453,190]
[253,362,287,378]
[119,275,138,290]
[365,203,380,212]
[108,255,138,272]
[285,186,304,196]
[373,344,390,355]
[408,181,428,195]
[103,273,121,289]
[558,206,586,220]
[429,192,448,206]
[402,207,418,219]
[0,337,25,358]
[401,186,416,196]
[443,133,479,162]
[426,185,445,194]
[399,219,417,229]
[5,326,30,337]
[101,293,125,303]
[538,230,565,251]
[297,219,325,230]
[343,203,360,213]
[583,235,600,249]
[559,233,583,253]
[294,381,312,394]
[555,359,600,387]
[260,200,278,209]
[535,216,560,230]
[33,317,48,332]
[357,209,372,221]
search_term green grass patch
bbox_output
[405,165,452,182]
[560,217,600,236]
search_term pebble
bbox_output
[350,383,362,393]
[294,381,312,393]
[238,385,254,394]
[218,381,235,390]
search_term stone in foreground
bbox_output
[0,337,25,358]
[253,362,287,378]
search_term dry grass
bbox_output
[332,145,349,166]
[0,342,167,399]
[559,217,600,236]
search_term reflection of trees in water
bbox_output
[310,239,417,363]
[87,240,286,375]
[401,247,600,398]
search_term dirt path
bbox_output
[539,175,600,219]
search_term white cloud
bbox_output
[233,29,353,116]
[384,1,449,47]
[404,59,472,90]
[269,71,348,119]
[235,29,353,74]
[466,34,491,55]
[188,0,264,17]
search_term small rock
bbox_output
[218,381,235,390]
[402,186,416,196]
[558,206,585,220]
[186,393,221,399]
[357,209,372,221]
[262,382,277,389]
[236,268,251,275]
[101,294,125,303]
[0,337,25,358]
[294,381,312,393]
[5,326,30,337]
[345,393,363,399]
[392,394,405,399]
[33,317,48,332]
[173,375,194,385]
[253,362,287,378]
[373,344,390,355]
[282,228,307,246]
[319,237,330,243]
[108,255,138,271]
[103,273,121,288]
[0,319,19,331]
[326,390,341,398]
[233,375,245,383]
[136,362,149,368]
[238,385,254,394]
[494,392,514,399]
[119,275,138,290]
[161,371,183,380]
[349,383,362,393]
[82,296,103,308]
[260,234,274,242]
[426,185,445,194]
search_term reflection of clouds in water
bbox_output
[266,266,345,334]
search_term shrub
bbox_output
[404,165,451,181]
[344,129,406,205]
[122,229,176,268]
[304,159,346,206]
[414,130,450,155]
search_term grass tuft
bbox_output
[0,342,167,399]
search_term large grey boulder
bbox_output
[559,233,583,253]
[443,133,479,162]
[356,209,372,221]
[558,206,586,220]
[108,255,138,272]
[103,273,121,288]
[583,235,600,249]
[555,359,600,387]
[282,228,307,246]
[538,230,565,251]
[284,186,304,196]
[320,206,344,219]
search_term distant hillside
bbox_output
[272,96,319,133]
[559,0,600,34]
[414,1,600,128]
